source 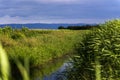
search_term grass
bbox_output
[0,27,88,79]
[0,43,10,80]
[0,43,29,80]
[30,54,70,80]
[64,19,120,80]
[0,27,87,67]
[1,19,120,80]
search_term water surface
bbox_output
[30,55,72,80]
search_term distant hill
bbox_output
[0,23,87,29]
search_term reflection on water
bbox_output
[30,55,71,80]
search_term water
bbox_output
[30,55,71,80]
[35,63,69,80]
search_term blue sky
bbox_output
[0,0,120,24]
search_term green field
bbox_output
[0,27,88,80]
[0,27,87,67]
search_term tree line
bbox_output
[58,24,99,30]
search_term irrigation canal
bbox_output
[30,55,72,80]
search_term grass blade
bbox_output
[0,43,10,80]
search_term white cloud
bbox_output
[0,15,105,24]
[15,0,81,4]
[31,0,78,2]
[36,0,77,2]
[0,15,41,24]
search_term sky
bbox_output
[0,0,120,24]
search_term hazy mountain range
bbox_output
[0,23,88,29]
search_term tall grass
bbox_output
[65,19,120,80]
[0,43,30,80]
[0,27,87,67]
[0,27,87,79]
[0,43,10,80]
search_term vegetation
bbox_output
[58,24,99,30]
[2,19,120,80]
[0,43,10,80]
[65,19,120,80]
[0,26,87,79]
[0,43,30,80]
[0,27,87,66]
[31,55,70,80]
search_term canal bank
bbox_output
[30,54,73,80]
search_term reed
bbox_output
[0,43,10,80]
[65,19,120,80]
[0,43,30,80]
